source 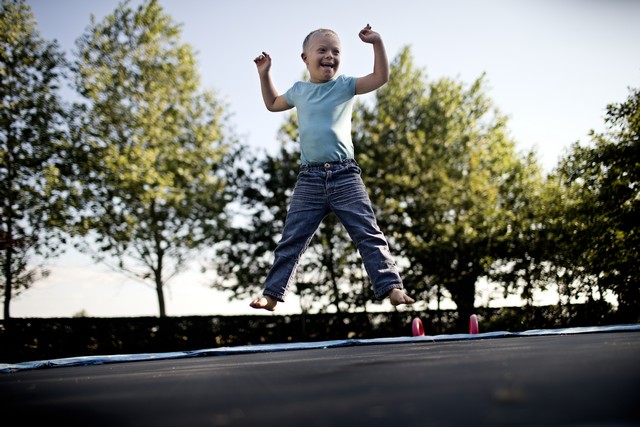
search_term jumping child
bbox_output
[250,24,414,311]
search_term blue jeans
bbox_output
[262,158,404,302]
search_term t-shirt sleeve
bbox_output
[284,83,299,107]
[343,75,357,95]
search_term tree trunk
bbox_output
[2,229,14,321]
[447,275,477,333]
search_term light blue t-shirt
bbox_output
[284,75,357,165]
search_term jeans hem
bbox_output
[263,291,285,303]
[374,284,403,300]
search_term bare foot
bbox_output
[250,295,277,311]
[389,288,415,306]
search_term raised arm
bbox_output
[355,24,390,95]
[253,52,292,112]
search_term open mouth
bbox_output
[321,62,334,69]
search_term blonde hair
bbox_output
[302,28,339,53]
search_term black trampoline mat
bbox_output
[1,330,639,427]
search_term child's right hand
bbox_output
[253,51,272,75]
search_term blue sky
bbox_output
[10,0,640,318]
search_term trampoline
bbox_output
[1,324,639,427]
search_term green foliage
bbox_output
[553,86,640,321]
[71,0,242,317]
[0,0,72,319]
[1,1,634,323]
[490,167,564,306]
[354,46,547,326]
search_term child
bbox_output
[250,24,414,311]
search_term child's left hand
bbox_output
[359,24,381,44]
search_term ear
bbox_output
[301,52,308,63]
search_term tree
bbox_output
[484,155,563,322]
[553,87,640,322]
[71,0,242,317]
[354,47,545,328]
[0,0,73,320]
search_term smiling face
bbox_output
[301,30,341,83]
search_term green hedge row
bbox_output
[0,301,627,364]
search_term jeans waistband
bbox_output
[301,158,357,171]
